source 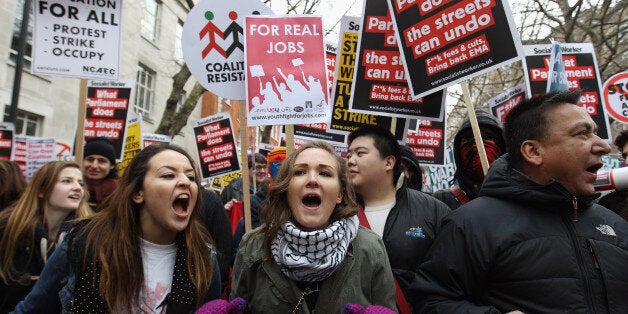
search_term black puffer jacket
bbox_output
[413,156,628,313]
[360,178,450,307]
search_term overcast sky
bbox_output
[266,0,363,43]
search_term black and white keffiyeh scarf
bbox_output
[271,215,359,283]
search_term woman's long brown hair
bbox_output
[0,160,27,210]
[0,161,91,284]
[79,144,213,311]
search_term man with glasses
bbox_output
[221,153,269,205]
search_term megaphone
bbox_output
[594,167,628,191]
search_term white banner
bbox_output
[32,0,122,80]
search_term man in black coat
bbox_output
[347,126,450,313]
[412,90,628,313]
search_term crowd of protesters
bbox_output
[0,90,627,313]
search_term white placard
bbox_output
[31,0,122,80]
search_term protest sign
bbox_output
[84,80,133,160]
[487,83,527,122]
[424,148,455,193]
[209,171,242,192]
[328,16,409,140]
[0,123,15,160]
[332,143,349,159]
[292,123,346,144]
[26,137,56,179]
[405,119,446,165]
[142,133,172,148]
[183,0,274,100]
[352,0,445,119]
[291,43,339,143]
[31,0,121,80]
[11,135,29,174]
[118,115,142,176]
[388,0,523,98]
[325,42,337,94]
[602,72,628,123]
[283,136,350,159]
[55,139,74,159]
[245,16,331,126]
[191,112,240,179]
[523,43,610,139]
[257,142,275,158]
[291,42,339,141]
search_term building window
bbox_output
[174,21,184,63]
[4,106,42,136]
[135,64,156,118]
[141,0,159,41]
[10,0,34,68]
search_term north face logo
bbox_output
[596,224,616,236]
[405,227,426,238]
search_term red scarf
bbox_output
[460,139,501,181]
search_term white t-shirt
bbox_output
[364,200,396,238]
[135,239,177,314]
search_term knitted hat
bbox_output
[399,145,423,191]
[266,146,286,181]
[399,145,421,173]
[84,137,117,164]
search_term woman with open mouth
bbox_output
[231,141,396,313]
[12,144,221,313]
[0,161,91,312]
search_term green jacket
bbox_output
[231,226,397,313]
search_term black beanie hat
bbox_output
[399,145,421,172]
[84,137,117,164]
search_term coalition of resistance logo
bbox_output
[200,10,261,59]
[182,0,274,100]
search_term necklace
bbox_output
[292,282,319,313]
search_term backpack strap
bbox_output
[450,185,471,205]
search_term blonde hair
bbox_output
[0,161,91,284]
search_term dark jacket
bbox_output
[221,178,269,205]
[232,180,268,259]
[413,156,628,313]
[230,227,397,312]
[0,213,75,313]
[359,179,450,306]
[12,222,222,313]
[598,190,628,221]
[200,189,233,290]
